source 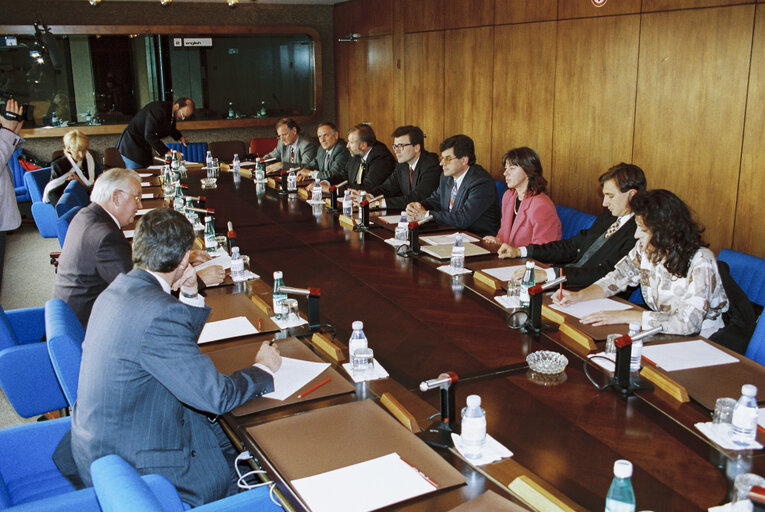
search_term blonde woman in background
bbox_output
[44,129,100,205]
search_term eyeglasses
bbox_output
[118,189,142,204]
[439,155,459,164]
[391,143,413,151]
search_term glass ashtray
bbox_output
[201,177,217,188]
[526,350,568,375]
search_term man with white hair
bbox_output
[52,169,223,327]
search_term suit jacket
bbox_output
[52,202,132,327]
[421,164,501,237]
[373,150,442,210]
[335,142,396,192]
[264,135,318,166]
[66,269,273,506]
[496,190,561,247]
[305,140,351,180]
[526,211,637,288]
[117,101,181,168]
[0,128,21,231]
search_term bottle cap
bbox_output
[231,246,239,255]
[628,322,640,332]
[466,394,481,408]
[526,261,534,268]
[273,271,283,279]
[234,153,239,158]
[352,320,364,330]
[204,216,212,222]
[742,384,758,396]
[613,459,633,478]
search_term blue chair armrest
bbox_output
[6,307,45,344]
[5,486,100,512]
[30,203,59,238]
[194,486,281,512]
[91,455,184,512]
[0,343,68,417]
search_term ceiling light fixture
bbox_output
[88,0,101,5]
[227,0,239,7]
[160,0,172,6]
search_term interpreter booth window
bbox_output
[0,31,317,129]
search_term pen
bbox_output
[398,456,438,488]
[297,377,331,399]
[257,318,263,331]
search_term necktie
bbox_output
[324,151,331,171]
[289,146,295,163]
[357,160,366,184]
[604,219,621,238]
[449,182,457,211]
[409,166,414,188]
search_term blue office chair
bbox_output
[555,205,597,241]
[494,180,507,206]
[59,180,90,210]
[8,148,30,204]
[56,206,82,248]
[718,249,765,308]
[46,299,86,407]
[167,142,208,163]
[91,455,283,512]
[747,316,765,366]
[23,168,59,238]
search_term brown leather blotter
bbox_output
[420,242,490,260]
[205,293,280,335]
[447,490,531,512]
[208,337,355,416]
[541,294,634,341]
[246,400,466,491]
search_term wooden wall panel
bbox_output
[552,15,640,214]
[403,31,445,153]
[495,0,557,25]
[633,6,754,254]
[334,40,351,134]
[733,6,765,258]
[491,22,556,182]
[558,0,640,20]
[403,0,444,32]
[642,0,753,12]
[443,27,495,170]
[336,0,393,36]
[444,0,495,29]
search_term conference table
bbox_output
[153,167,765,511]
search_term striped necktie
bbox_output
[409,166,414,187]
[289,146,295,163]
[449,182,457,211]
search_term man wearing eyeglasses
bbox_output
[406,134,500,237]
[53,169,223,327]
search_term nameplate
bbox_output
[250,294,274,317]
[298,187,309,200]
[310,332,344,363]
[508,475,577,512]
[541,304,565,325]
[640,364,690,403]
[339,215,356,230]
[380,392,422,433]
[473,270,499,291]
[267,177,277,189]
[557,323,597,353]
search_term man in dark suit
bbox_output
[61,208,281,506]
[117,98,193,169]
[406,134,500,237]
[498,163,647,287]
[297,121,350,181]
[263,117,318,172]
[329,123,395,193]
[363,125,441,210]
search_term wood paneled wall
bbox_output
[334,0,765,258]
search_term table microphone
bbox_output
[419,371,459,392]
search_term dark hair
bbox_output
[351,123,376,146]
[629,189,707,278]
[502,147,546,196]
[132,209,194,273]
[276,117,300,133]
[599,163,647,193]
[391,125,425,150]
[174,97,194,109]
[439,134,475,165]
[318,121,338,132]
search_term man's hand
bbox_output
[497,244,521,259]
[1,99,24,134]
[197,265,225,286]
[512,267,547,283]
[255,341,282,373]
[189,249,211,265]
[296,168,312,180]
[349,188,363,206]
[171,259,198,296]
[179,136,189,146]
[266,162,281,174]
[405,202,427,221]
[580,310,643,327]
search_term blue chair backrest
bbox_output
[55,192,80,218]
[9,148,30,202]
[718,249,765,307]
[0,306,19,350]
[45,299,86,407]
[494,180,507,206]
[56,205,82,248]
[167,142,208,163]
[746,316,765,365]
[555,205,597,241]
[63,179,90,206]
[23,168,50,204]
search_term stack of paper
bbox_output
[197,316,258,344]
[420,232,479,245]
[642,340,739,371]
[548,298,632,319]
[481,264,543,283]
[263,356,330,401]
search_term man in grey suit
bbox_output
[263,117,318,173]
[63,208,281,506]
[297,121,350,181]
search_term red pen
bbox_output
[297,377,331,399]
[257,318,263,331]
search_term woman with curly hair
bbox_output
[552,189,728,338]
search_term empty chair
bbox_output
[59,180,90,208]
[56,205,82,248]
[46,299,86,407]
[8,147,30,203]
[554,205,597,241]
[718,249,765,307]
[23,168,58,237]
[249,137,275,158]
[103,148,125,169]
[166,142,208,163]
[208,140,247,164]
[747,316,765,365]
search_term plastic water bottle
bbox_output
[450,233,465,270]
[731,384,759,445]
[172,183,185,213]
[227,102,235,119]
[204,216,216,254]
[206,150,214,171]
[259,101,267,117]
[628,322,642,374]
[312,179,322,202]
[460,394,486,459]
[342,190,353,216]
[286,170,297,192]
[232,153,241,175]
[520,261,536,308]
[605,459,636,512]
[230,247,245,282]
[394,213,408,241]
[348,321,368,369]
[163,165,175,196]
[272,271,287,320]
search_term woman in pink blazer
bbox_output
[484,147,561,249]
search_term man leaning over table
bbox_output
[263,117,318,174]
[499,163,647,288]
[52,169,224,327]
[53,208,282,507]
[296,121,350,182]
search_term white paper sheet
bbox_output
[384,238,408,248]
[270,314,309,330]
[290,453,437,512]
[138,173,152,177]
[205,270,260,286]
[420,232,480,245]
[481,264,544,283]
[147,164,164,170]
[141,193,156,199]
[194,253,232,271]
[136,208,156,216]
[122,230,134,239]
[262,356,330,401]
[197,316,258,344]
[377,214,403,224]
[342,358,390,383]
[641,339,739,372]
[140,182,153,187]
[548,298,632,319]
[437,265,473,276]
[758,408,765,430]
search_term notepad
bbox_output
[194,253,232,271]
[262,356,330,401]
[377,214,403,224]
[420,243,489,260]
[641,339,739,372]
[482,264,544,283]
[420,232,480,245]
[136,208,156,216]
[548,298,632,319]
[198,316,258,344]
[290,453,437,512]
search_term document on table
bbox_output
[140,182,152,187]
[290,452,437,512]
[377,214,402,224]
[263,356,330,401]
[482,264,544,282]
[194,253,232,271]
[548,298,632,319]
[141,193,156,199]
[420,232,479,245]
[198,316,258,344]
[641,339,739,372]
[136,208,156,216]
[138,172,153,177]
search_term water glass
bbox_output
[713,397,737,424]
[506,281,521,308]
[352,347,374,375]
[605,334,620,355]
[215,235,227,252]
[283,298,299,322]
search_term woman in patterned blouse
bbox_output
[552,189,728,338]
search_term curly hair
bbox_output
[629,189,707,278]
[502,147,547,196]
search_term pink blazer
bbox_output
[496,189,561,247]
